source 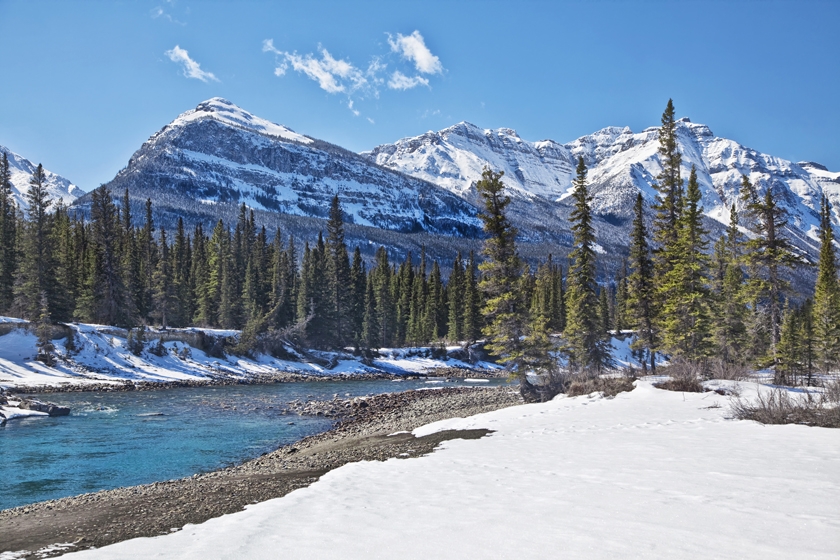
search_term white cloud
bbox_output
[388,31,442,75]
[165,45,219,82]
[388,71,429,90]
[151,5,185,25]
[263,33,441,115]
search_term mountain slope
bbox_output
[363,119,838,254]
[97,98,480,237]
[0,145,83,210]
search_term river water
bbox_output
[0,378,513,511]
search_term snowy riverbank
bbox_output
[50,379,840,559]
[0,318,501,390]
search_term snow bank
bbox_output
[0,320,489,389]
[62,380,840,560]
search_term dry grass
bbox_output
[730,385,840,428]
[566,376,635,398]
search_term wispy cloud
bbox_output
[165,45,219,82]
[388,31,443,75]
[263,40,370,95]
[263,31,443,116]
[388,71,429,91]
[151,5,185,25]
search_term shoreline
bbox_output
[2,365,508,395]
[0,385,523,559]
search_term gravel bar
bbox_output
[0,385,523,559]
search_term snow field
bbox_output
[62,380,840,559]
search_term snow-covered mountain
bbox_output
[363,119,839,252]
[0,145,83,210]
[99,98,480,236]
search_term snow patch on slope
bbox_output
[0,145,83,210]
[169,98,312,145]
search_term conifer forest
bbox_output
[1,101,838,398]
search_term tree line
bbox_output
[474,99,839,399]
[1,98,838,390]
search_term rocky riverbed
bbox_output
[0,385,523,559]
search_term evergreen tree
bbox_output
[711,205,748,364]
[598,285,611,335]
[651,99,684,250]
[462,251,480,343]
[627,193,657,372]
[447,252,465,342]
[739,175,800,379]
[0,152,18,313]
[475,168,538,399]
[564,157,612,373]
[14,164,59,320]
[658,166,712,361]
[139,199,156,322]
[153,228,177,328]
[361,272,380,349]
[812,195,840,374]
[371,246,395,347]
[76,186,131,326]
[349,247,366,345]
[614,260,628,332]
[325,195,352,347]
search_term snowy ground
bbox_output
[0,318,498,389]
[61,380,840,559]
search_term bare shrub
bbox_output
[730,388,840,428]
[654,359,704,392]
[566,376,635,398]
[708,359,748,381]
[823,378,840,405]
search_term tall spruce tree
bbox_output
[447,252,465,342]
[14,164,59,320]
[658,166,712,361]
[325,195,351,347]
[739,175,800,379]
[711,204,748,364]
[475,168,538,399]
[0,152,17,313]
[564,157,612,373]
[627,193,657,372]
[812,195,840,374]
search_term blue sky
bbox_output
[0,0,838,190]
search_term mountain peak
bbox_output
[168,98,312,145]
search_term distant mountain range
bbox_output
[0,145,83,210]
[6,98,839,272]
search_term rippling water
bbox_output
[0,377,513,510]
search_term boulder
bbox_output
[18,399,71,417]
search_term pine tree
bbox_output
[139,198,157,322]
[325,195,352,347]
[361,272,380,349]
[564,157,612,373]
[711,204,748,364]
[812,195,840,374]
[475,168,539,399]
[627,193,657,372]
[14,164,59,320]
[658,166,712,361]
[462,251,480,343]
[76,186,131,326]
[447,252,465,342]
[0,152,18,313]
[371,246,395,347]
[614,260,628,332]
[652,99,684,250]
[153,228,176,328]
[349,247,366,345]
[739,175,800,380]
